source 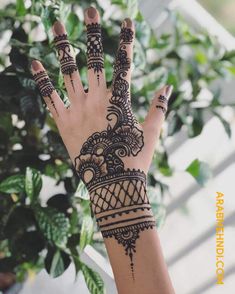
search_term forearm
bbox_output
[87,170,174,294]
[105,227,174,294]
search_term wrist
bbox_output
[85,168,155,274]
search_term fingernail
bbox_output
[53,21,65,35]
[86,7,97,19]
[31,60,41,71]
[124,18,132,28]
[166,85,173,96]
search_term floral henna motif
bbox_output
[75,26,155,278]
[54,34,78,92]
[33,71,57,114]
[86,23,104,85]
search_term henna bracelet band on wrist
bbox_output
[90,170,155,277]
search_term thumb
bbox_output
[142,84,173,138]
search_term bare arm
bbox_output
[31,6,175,293]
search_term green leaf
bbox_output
[127,0,139,19]
[75,181,89,200]
[0,113,13,135]
[213,112,232,138]
[16,0,26,16]
[66,12,83,39]
[9,231,45,262]
[81,263,104,294]
[4,207,35,239]
[0,175,25,194]
[35,207,70,248]
[41,5,59,34]
[195,50,207,64]
[25,167,42,203]
[186,159,212,186]
[225,65,235,75]
[80,215,94,250]
[45,248,71,278]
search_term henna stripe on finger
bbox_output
[156,105,167,114]
[112,26,133,99]
[86,23,104,85]
[158,94,168,104]
[33,70,58,114]
[54,34,78,92]
[155,93,168,115]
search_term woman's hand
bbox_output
[32,6,174,293]
[31,7,172,177]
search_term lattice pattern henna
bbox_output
[54,34,78,92]
[86,23,104,85]
[74,26,153,278]
[33,71,57,114]
[88,170,149,215]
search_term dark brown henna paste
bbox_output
[75,27,155,279]
[33,71,58,114]
[156,94,168,114]
[86,23,104,85]
[54,34,78,92]
[156,105,167,114]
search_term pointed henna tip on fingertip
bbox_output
[31,60,41,71]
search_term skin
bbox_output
[31,6,175,294]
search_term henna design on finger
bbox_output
[156,105,167,114]
[75,26,154,279]
[33,71,58,114]
[54,34,78,92]
[158,94,168,104]
[156,94,168,114]
[86,23,104,85]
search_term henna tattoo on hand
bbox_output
[156,94,167,114]
[156,105,167,114]
[158,94,167,104]
[75,26,155,279]
[33,71,58,114]
[54,34,78,92]
[86,23,104,85]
